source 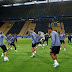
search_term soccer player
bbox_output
[68,35,71,43]
[0,31,9,61]
[7,34,12,49]
[43,33,49,47]
[7,35,18,52]
[48,27,61,68]
[60,31,66,51]
[30,29,37,57]
[36,34,44,49]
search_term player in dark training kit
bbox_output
[68,35,71,43]
[8,35,18,52]
[48,27,61,68]
[43,33,49,47]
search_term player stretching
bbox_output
[60,31,66,51]
[7,34,12,49]
[8,35,17,52]
[30,29,37,57]
[0,31,9,61]
[43,33,49,47]
[36,34,44,49]
[48,27,61,68]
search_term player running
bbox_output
[60,31,66,51]
[30,29,37,57]
[0,31,9,61]
[7,35,18,52]
[7,34,12,49]
[48,27,61,68]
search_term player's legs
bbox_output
[39,41,44,49]
[7,46,12,50]
[12,44,17,52]
[63,41,66,51]
[68,39,69,43]
[50,46,60,67]
[1,51,4,57]
[14,45,17,51]
[31,43,37,57]
[36,45,38,49]
[60,40,62,50]
[50,53,56,60]
[43,40,45,44]
[31,47,35,57]
[46,40,48,46]
[1,45,9,61]
[64,44,66,51]
[60,44,62,50]
[70,39,71,43]
[36,41,44,49]
[54,53,57,60]
[7,43,9,49]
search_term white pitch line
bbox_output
[66,43,72,48]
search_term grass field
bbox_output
[0,38,72,72]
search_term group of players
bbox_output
[0,31,17,61]
[0,27,71,68]
[30,27,67,68]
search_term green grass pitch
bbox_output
[0,38,72,72]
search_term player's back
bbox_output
[32,32,37,44]
[51,31,61,46]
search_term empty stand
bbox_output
[0,22,9,33]
[35,20,50,33]
[24,22,36,35]
[4,22,15,35]
[18,21,31,36]
[7,21,25,35]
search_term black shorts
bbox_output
[36,41,42,45]
[10,43,15,46]
[50,46,60,54]
[60,40,65,44]
[32,43,36,47]
[0,45,7,52]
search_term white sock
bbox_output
[34,51,36,54]
[54,59,58,64]
[60,48,62,50]
[64,48,66,51]
[36,47,37,48]
[2,53,4,56]
[32,52,35,56]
